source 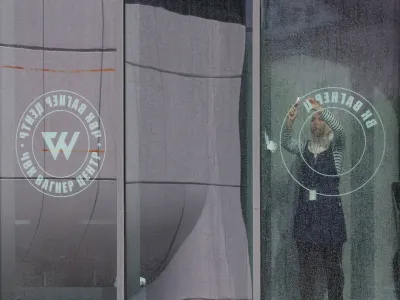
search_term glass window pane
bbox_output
[0,1,121,299]
[261,1,400,299]
[124,1,253,299]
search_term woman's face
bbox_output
[310,112,328,138]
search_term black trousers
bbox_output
[297,241,344,300]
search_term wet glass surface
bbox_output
[260,1,400,299]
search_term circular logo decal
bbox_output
[279,87,385,197]
[16,90,106,197]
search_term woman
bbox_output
[281,98,347,300]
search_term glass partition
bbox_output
[0,1,122,299]
[124,1,253,299]
[260,1,400,299]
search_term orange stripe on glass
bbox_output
[0,65,115,73]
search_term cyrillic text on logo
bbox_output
[16,90,106,197]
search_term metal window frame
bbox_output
[117,0,125,299]
[252,0,261,299]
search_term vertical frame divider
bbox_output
[252,0,261,299]
[117,0,125,299]
[0,1,16,299]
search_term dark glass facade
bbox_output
[260,1,400,299]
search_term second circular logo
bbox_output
[279,87,385,197]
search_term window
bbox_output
[124,1,253,299]
[260,1,400,299]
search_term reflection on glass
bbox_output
[124,1,253,299]
[261,1,400,299]
[0,1,120,299]
[15,182,117,291]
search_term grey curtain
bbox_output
[125,1,252,300]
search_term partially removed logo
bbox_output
[279,87,385,197]
[16,90,106,197]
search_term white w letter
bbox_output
[42,132,80,160]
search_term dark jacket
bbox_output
[293,141,347,245]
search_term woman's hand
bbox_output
[287,104,297,129]
[308,97,323,111]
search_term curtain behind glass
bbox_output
[125,1,253,299]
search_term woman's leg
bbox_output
[297,241,318,300]
[323,244,344,300]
